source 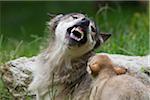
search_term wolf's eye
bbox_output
[91,26,96,32]
[72,16,78,19]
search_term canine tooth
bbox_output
[80,32,84,39]
[70,33,76,40]
[71,27,76,32]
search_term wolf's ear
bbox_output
[48,14,64,32]
[100,32,111,42]
[94,32,111,49]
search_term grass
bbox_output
[95,5,149,56]
[0,4,149,100]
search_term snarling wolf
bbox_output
[26,13,111,99]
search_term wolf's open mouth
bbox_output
[69,26,84,41]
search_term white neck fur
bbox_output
[28,40,71,94]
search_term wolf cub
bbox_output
[87,54,150,100]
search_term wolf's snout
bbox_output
[79,18,90,27]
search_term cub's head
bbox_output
[48,13,111,57]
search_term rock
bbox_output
[0,57,36,98]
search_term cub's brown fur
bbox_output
[87,54,150,100]
[89,55,127,76]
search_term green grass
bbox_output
[95,5,149,55]
[0,5,149,100]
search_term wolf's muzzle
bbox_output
[66,18,90,46]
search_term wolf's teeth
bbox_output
[70,33,78,41]
[70,27,84,41]
[76,29,84,40]
[70,33,81,41]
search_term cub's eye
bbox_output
[91,26,96,32]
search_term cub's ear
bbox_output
[47,14,64,32]
[94,32,111,49]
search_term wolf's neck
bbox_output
[58,51,95,95]
[62,51,95,89]
[44,41,94,76]
[35,41,95,95]
[44,43,94,84]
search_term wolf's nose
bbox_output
[80,18,90,26]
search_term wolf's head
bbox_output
[48,13,111,57]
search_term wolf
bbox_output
[27,13,111,100]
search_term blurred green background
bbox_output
[0,1,149,62]
[0,1,149,99]
[1,1,148,39]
